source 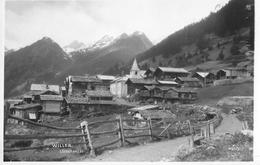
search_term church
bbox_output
[110,58,145,98]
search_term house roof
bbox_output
[25,90,59,96]
[196,72,210,78]
[111,75,130,83]
[128,105,159,111]
[40,95,63,101]
[131,58,140,71]
[158,80,178,85]
[70,76,102,83]
[126,78,158,85]
[177,77,200,82]
[142,85,156,90]
[96,75,116,81]
[14,103,42,110]
[85,90,113,97]
[157,67,189,73]
[30,84,60,93]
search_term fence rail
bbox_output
[4,112,222,157]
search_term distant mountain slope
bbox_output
[136,0,253,63]
[62,31,153,75]
[4,37,71,97]
[106,0,254,75]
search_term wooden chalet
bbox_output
[153,67,190,80]
[216,68,251,80]
[11,104,42,124]
[66,75,103,96]
[192,72,216,86]
[125,78,158,96]
[110,76,129,98]
[175,77,202,88]
[40,95,63,114]
[65,96,117,116]
[139,85,197,104]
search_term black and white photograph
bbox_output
[2,0,258,162]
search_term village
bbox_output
[5,57,253,123]
[4,54,254,161]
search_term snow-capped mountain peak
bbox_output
[88,35,114,50]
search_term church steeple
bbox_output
[131,58,140,71]
[130,58,141,78]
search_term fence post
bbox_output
[163,119,170,139]
[187,120,194,148]
[80,121,88,151]
[207,121,210,139]
[4,102,10,135]
[118,115,125,146]
[148,117,153,141]
[81,121,95,157]
[116,115,123,147]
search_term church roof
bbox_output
[131,58,140,71]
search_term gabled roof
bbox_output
[158,80,178,85]
[40,95,63,101]
[157,67,189,73]
[126,78,158,85]
[131,58,140,71]
[96,75,116,81]
[30,84,60,93]
[70,76,102,83]
[85,90,113,97]
[196,72,210,78]
[177,77,200,82]
[128,105,159,111]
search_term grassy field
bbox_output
[195,82,253,106]
[175,132,253,161]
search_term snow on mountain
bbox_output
[63,40,87,53]
[88,35,114,50]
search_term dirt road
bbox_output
[85,113,243,161]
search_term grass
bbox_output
[195,82,253,106]
[174,132,253,161]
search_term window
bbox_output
[135,71,137,75]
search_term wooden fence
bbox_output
[4,113,221,157]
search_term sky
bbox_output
[5,0,230,49]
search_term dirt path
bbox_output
[84,113,243,161]
[215,113,243,135]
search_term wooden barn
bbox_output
[110,76,129,98]
[216,68,251,80]
[125,78,158,96]
[192,72,216,86]
[65,75,103,96]
[175,77,202,88]
[40,95,63,114]
[153,67,190,80]
[11,104,42,124]
[177,88,198,103]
